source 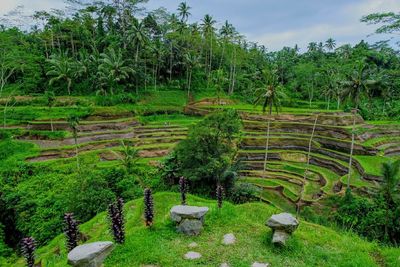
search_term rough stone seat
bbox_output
[170,205,209,236]
[67,241,114,267]
[266,213,299,246]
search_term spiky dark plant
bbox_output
[179,176,188,205]
[21,237,36,267]
[144,188,154,227]
[216,184,224,209]
[64,213,80,252]
[108,198,125,244]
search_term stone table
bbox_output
[266,212,299,246]
[170,205,209,235]
[67,241,114,267]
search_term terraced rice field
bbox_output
[186,99,400,212]
[5,97,400,213]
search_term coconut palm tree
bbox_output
[177,2,191,24]
[47,53,76,95]
[341,62,376,109]
[219,20,234,67]
[307,42,317,53]
[127,20,148,64]
[325,38,336,51]
[201,14,216,79]
[98,48,133,95]
[183,52,200,100]
[254,69,287,175]
[380,160,400,241]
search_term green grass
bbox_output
[353,155,391,176]
[8,192,398,267]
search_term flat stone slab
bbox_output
[188,242,198,248]
[67,241,113,267]
[170,205,209,222]
[184,251,202,260]
[266,212,299,233]
[252,262,269,267]
[222,233,236,245]
[220,263,230,267]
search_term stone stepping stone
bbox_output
[67,241,113,267]
[188,242,198,248]
[184,251,202,260]
[220,263,230,267]
[252,262,269,267]
[222,233,236,245]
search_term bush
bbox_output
[334,190,400,244]
[228,183,258,204]
[66,172,115,222]
[163,109,242,195]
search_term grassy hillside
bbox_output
[8,192,400,267]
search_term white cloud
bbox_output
[0,0,65,16]
[249,0,400,51]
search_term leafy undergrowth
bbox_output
[9,192,400,267]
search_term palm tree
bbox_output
[67,115,80,171]
[380,160,400,241]
[183,52,200,100]
[177,2,191,23]
[98,48,133,95]
[212,68,228,104]
[114,140,140,174]
[325,38,336,51]
[47,53,76,95]
[201,14,216,80]
[219,20,234,67]
[307,42,317,52]
[127,20,148,64]
[254,69,287,175]
[341,62,375,109]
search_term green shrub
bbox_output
[228,182,259,204]
[163,109,242,194]
[66,172,116,223]
[334,190,400,244]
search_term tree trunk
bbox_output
[297,114,318,217]
[74,134,80,171]
[188,69,192,100]
[144,59,147,92]
[169,42,173,82]
[263,104,273,177]
[3,104,7,129]
[347,114,356,189]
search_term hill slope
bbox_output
[8,192,400,267]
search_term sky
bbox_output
[1,0,399,51]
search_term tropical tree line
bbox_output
[0,1,400,119]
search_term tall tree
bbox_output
[254,69,286,175]
[47,53,76,95]
[325,38,336,51]
[98,48,133,95]
[177,2,191,23]
[380,160,400,242]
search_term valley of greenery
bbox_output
[1,1,400,266]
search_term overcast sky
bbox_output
[1,0,399,51]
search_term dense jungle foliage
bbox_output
[0,1,400,119]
